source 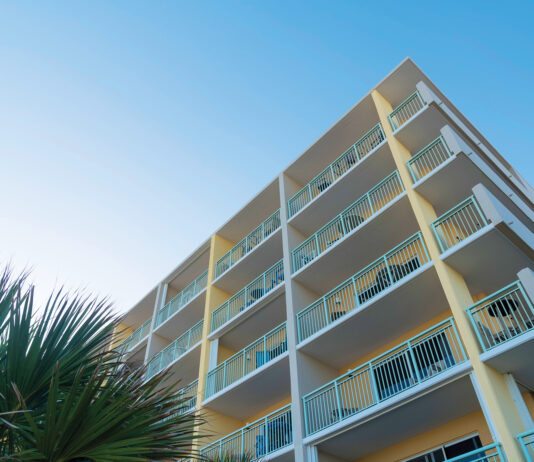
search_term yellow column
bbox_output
[193,234,242,452]
[371,89,527,461]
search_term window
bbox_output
[404,435,482,462]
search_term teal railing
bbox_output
[446,443,505,462]
[467,281,534,352]
[215,210,281,279]
[119,318,151,353]
[287,123,386,218]
[407,136,453,182]
[164,380,198,421]
[146,320,203,379]
[201,404,292,460]
[518,429,534,462]
[292,171,405,272]
[302,318,466,435]
[211,260,284,333]
[388,91,425,130]
[156,270,208,328]
[432,196,488,253]
[296,232,430,343]
[205,323,287,398]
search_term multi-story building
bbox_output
[116,58,534,462]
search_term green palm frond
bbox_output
[0,267,202,461]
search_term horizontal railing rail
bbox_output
[215,210,281,279]
[468,281,534,352]
[119,318,151,353]
[146,320,203,379]
[201,405,292,461]
[518,428,534,462]
[296,232,430,343]
[156,270,208,328]
[446,443,505,462]
[292,170,405,272]
[302,318,466,435]
[211,260,285,333]
[287,123,386,218]
[432,196,488,253]
[407,136,453,182]
[205,323,287,398]
[388,90,425,130]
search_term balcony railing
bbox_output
[518,429,534,462]
[119,318,151,354]
[432,196,488,253]
[146,320,203,379]
[302,318,466,435]
[446,444,505,462]
[211,260,284,333]
[201,405,292,461]
[215,210,281,279]
[407,136,453,182]
[164,380,198,421]
[292,171,405,272]
[388,91,425,130]
[156,270,208,328]
[287,123,386,218]
[467,281,534,352]
[205,323,287,398]
[296,232,430,343]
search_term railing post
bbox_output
[451,319,467,360]
[223,361,227,389]
[406,341,421,383]
[384,255,394,285]
[315,234,320,257]
[334,381,343,422]
[242,350,246,379]
[323,299,329,327]
[366,192,374,214]
[368,362,380,404]
[339,212,346,236]
[352,277,360,308]
[265,415,270,455]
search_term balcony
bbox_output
[210,260,285,338]
[204,323,289,419]
[119,317,151,358]
[288,123,387,218]
[215,210,281,279]
[296,233,449,369]
[303,318,466,436]
[154,270,207,340]
[388,91,425,131]
[292,171,406,273]
[468,281,534,389]
[518,429,534,461]
[146,320,203,382]
[432,193,533,294]
[200,405,293,462]
[291,170,409,281]
[407,135,453,183]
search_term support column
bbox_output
[279,172,307,462]
[371,89,527,461]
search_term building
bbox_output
[116,58,534,462]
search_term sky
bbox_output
[1,1,533,314]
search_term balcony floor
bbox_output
[393,103,448,154]
[413,150,532,227]
[289,141,395,235]
[210,287,287,351]
[309,365,477,461]
[292,193,417,294]
[480,329,534,390]
[154,290,206,341]
[441,224,533,295]
[213,228,283,294]
[202,353,290,420]
[297,264,447,369]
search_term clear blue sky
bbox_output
[1,1,533,313]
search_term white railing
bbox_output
[119,318,151,353]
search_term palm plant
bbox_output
[0,268,201,461]
[203,452,257,462]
